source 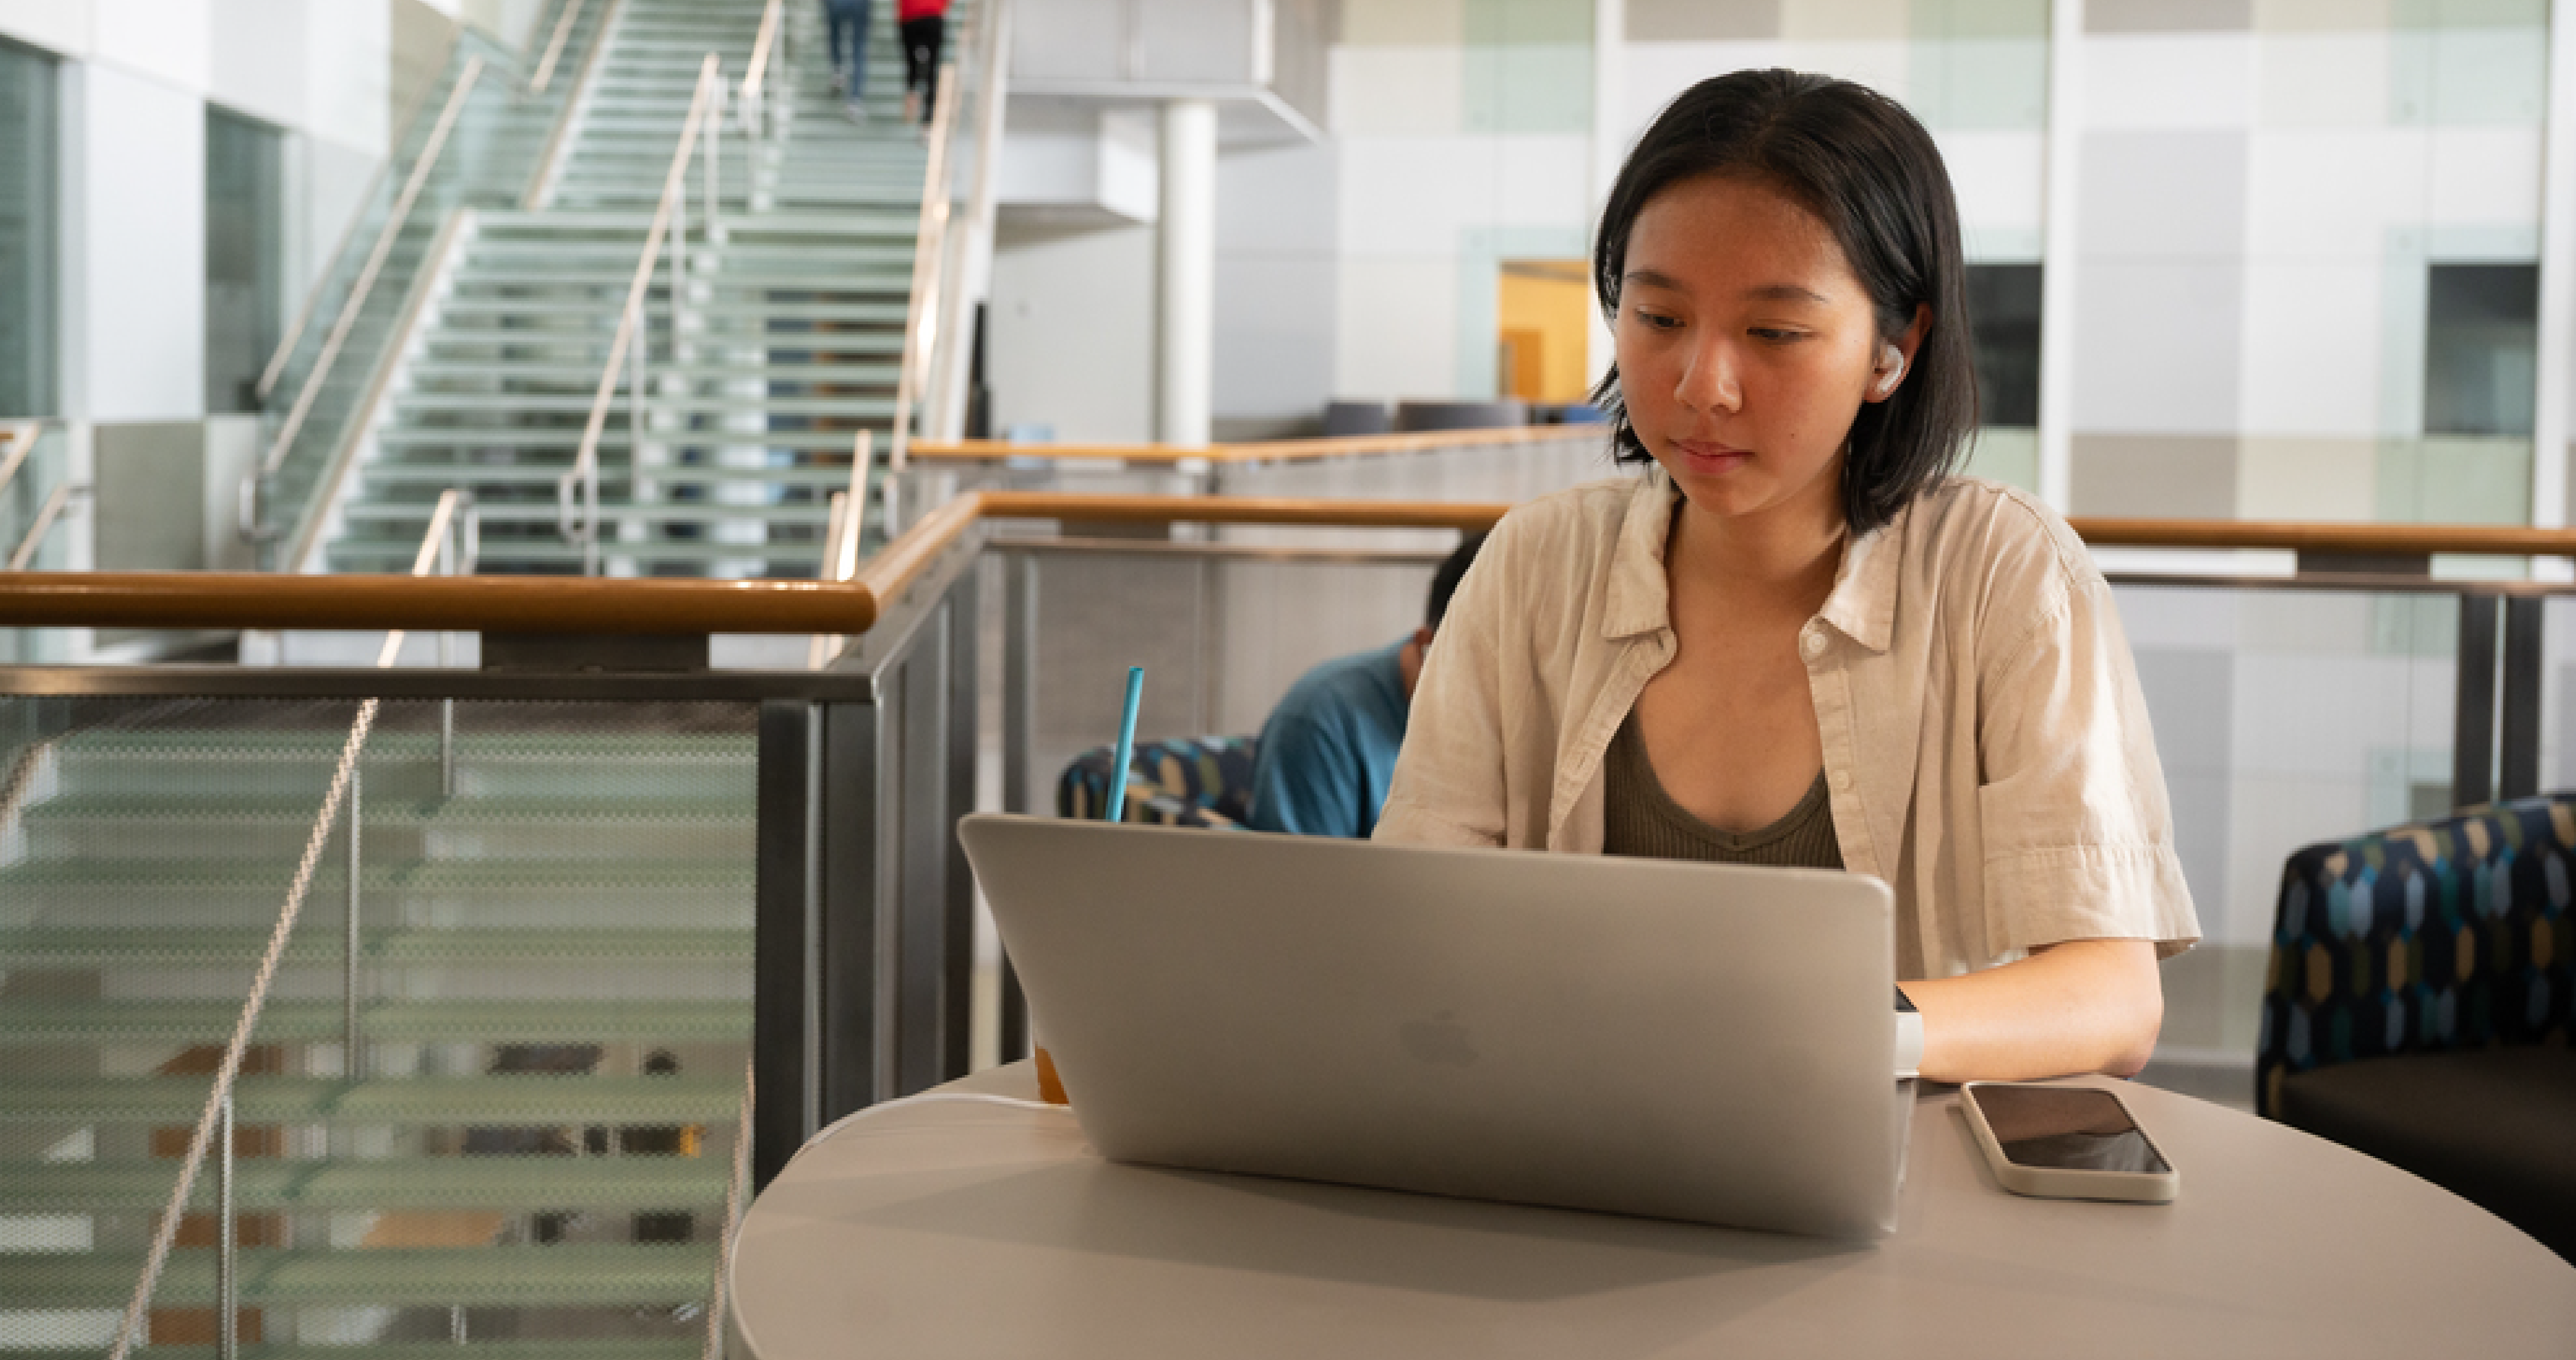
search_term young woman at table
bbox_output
[1375,70,2200,1084]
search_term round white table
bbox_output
[729,1062,2576,1358]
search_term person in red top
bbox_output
[897,0,948,128]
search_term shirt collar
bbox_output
[1603,471,1678,640]
[1601,466,1902,655]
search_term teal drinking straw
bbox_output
[1105,666,1145,823]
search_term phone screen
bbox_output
[1969,1085,2170,1175]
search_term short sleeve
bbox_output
[1972,567,2202,962]
[1248,713,1364,838]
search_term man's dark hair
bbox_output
[1589,69,1978,534]
[1426,531,1488,629]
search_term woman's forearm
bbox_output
[1897,938,2164,1083]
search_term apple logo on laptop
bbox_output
[1401,1011,1478,1067]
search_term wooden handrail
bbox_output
[2066,517,2576,556]
[0,573,879,635]
[10,493,2576,638]
[907,423,1600,466]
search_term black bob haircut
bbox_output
[1426,531,1488,629]
[1589,70,1979,535]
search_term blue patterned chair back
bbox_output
[1057,735,1260,829]
[2257,795,2576,1117]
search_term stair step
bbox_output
[366,464,858,488]
[378,429,878,452]
[0,1156,730,1213]
[0,1244,716,1309]
[0,999,747,1043]
[0,1075,742,1124]
[408,359,899,382]
[0,926,748,967]
[330,541,825,571]
[344,503,833,530]
[433,297,908,321]
[0,1343,700,1360]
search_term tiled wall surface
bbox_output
[1321,0,2551,523]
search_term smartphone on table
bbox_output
[1958,1081,2177,1203]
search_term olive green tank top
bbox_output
[1601,712,1844,869]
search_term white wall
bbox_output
[71,61,204,422]
[988,221,1158,442]
[0,0,398,425]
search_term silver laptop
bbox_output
[959,813,1908,1238]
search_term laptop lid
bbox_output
[959,813,1904,1238]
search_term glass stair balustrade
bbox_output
[0,706,755,1357]
[258,1,615,561]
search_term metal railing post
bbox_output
[217,1093,237,1360]
[2454,590,2500,808]
[2500,595,2546,801]
[998,549,1034,1061]
[346,765,362,1074]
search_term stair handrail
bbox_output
[807,429,874,667]
[378,487,479,667]
[526,0,588,94]
[560,54,726,574]
[0,422,36,503]
[254,55,487,504]
[101,483,482,1359]
[928,0,1010,442]
[739,0,786,144]
[5,481,81,572]
[521,0,625,211]
[885,59,964,490]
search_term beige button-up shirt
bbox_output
[1376,469,2201,981]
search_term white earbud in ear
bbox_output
[1874,343,1907,398]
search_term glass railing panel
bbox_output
[997,534,1458,820]
[2108,580,2466,1105]
[0,693,755,1353]
[0,697,354,1354]
[257,2,608,564]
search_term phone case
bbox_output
[1958,1081,2179,1204]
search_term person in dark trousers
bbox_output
[898,0,948,128]
[822,0,872,118]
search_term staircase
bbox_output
[0,711,756,1356]
[0,4,991,1350]
[313,0,951,577]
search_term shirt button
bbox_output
[1799,630,1828,661]
[1828,765,1852,792]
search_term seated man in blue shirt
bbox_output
[1247,532,1487,837]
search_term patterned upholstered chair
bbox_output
[1056,735,1260,829]
[2257,795,2576,1261]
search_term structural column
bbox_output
[2035,0,2084,513]
[2531,0,2576,578]
[1157,99,1217,447]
